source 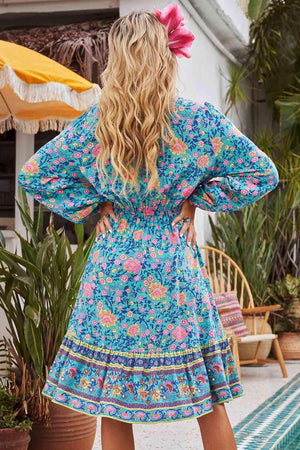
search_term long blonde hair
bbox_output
[94,11,179,198]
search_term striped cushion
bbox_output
[213,291,249,337]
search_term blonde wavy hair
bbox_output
[94,10,179,198]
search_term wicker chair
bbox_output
[198,245,288,379]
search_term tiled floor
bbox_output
[92,360,300,449]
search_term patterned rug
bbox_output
[233,372,300,449]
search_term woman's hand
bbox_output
[96,200,118,238]
[171,199,197,250]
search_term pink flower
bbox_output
[172,325,188,342]
[144,206,155,216]
[83,281,94,297]
[165,381,174,393]
[210,136,223,156]
[68,367,77,379]
[123,257,142,274]
[177,292,187,306]
[153,4,195,58]
[196,373,206,384]
[197,154,210,168]
[99,309,117,327]
[92,144,101,157]
[71,399,80,407]
[117,218,128,231]
[148,281,167,300]
[127,323,140,337]
[87,404,96,411]
[182,186,194,197]
[212,362,222,374]
[133,229,143,241]
[169,232,180,245]
[169,136,188,155]
[232,386,241,393]
[219,390,228,398]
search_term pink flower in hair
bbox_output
[153,3,195,58]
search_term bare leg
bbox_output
[101,417,135,450]
[196,404,237,450]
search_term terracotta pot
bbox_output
[238,315,273,361]
[277,331,300,360]
[0,428,31,449]
[28,401,97,450]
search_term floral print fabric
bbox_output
[18,96,279,423]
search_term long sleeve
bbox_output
[18,105,106,224]
[187,102,279,212]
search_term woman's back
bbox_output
[21,94,276,221]
[17,3,279,436]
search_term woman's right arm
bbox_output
[96,200,118,238]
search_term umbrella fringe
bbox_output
[0,64,101,110]
[0,115,77,135]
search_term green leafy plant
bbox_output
[266,274,300,332]
[212,1,300,309]
[222,63,251,117]
[0,343,33,432]
[0,187,97,422]
[275,77,300,146]
[207,200,277,305]
[0,379,33,431]
[248,0,270,20]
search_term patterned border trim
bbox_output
[42,390,245,424]
[66,333,230,356]
[42,380,244,423]
[58,346,206,374]
[45,376,241,408]
[42,333,244,423]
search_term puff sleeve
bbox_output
[17,105,106,224]
[187,102,279,212]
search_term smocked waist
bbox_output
[114,203,182,222]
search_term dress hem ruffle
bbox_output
[42,389,244,424]
[41,333,244,424]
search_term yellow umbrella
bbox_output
[0,40,101,134]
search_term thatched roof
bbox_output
[0,18,116,85]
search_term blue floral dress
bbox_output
[18,96,279,424]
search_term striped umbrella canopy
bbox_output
[0,40,101,134]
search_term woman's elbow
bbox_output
[266,162,279,191]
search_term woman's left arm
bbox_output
[18,105,107,224]
[187,102,279,212]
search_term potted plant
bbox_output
[208,201,276,360]
[0,188,98,450]
[0,357,33,450]
[266,274,300,359]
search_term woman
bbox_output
[18,5,279,450]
